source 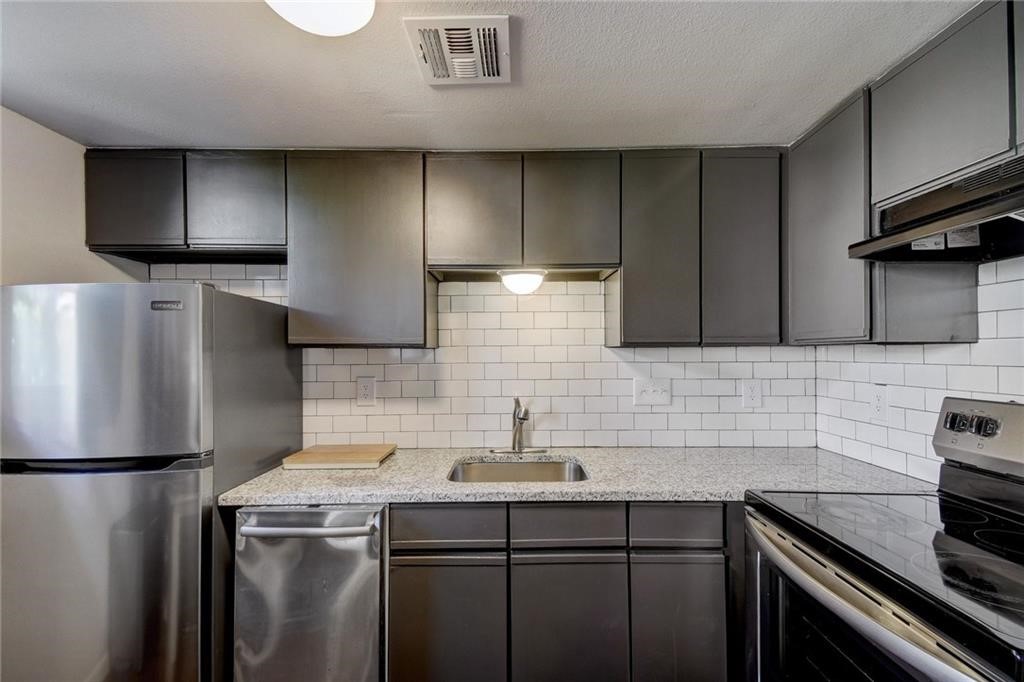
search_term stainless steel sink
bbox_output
[447,459,589,483]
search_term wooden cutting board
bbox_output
[282,444,396,470]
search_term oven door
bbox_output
[745,512,1001,682]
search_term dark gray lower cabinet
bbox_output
[510,551,630,682]
[631,552,728,682]
[389,553,508,682]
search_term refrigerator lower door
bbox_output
[1,458,209,682]
[234,506,385,682]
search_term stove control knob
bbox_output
[969,416,1000,438]
[944,411,970,432]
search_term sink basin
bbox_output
[448,459,589,483]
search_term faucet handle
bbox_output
[512,397,529,423]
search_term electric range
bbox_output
[746,397,1024,681]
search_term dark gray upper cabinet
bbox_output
[607,150,700,346]
[702,150,781,345]
[787,95,871,344]
[185,151,286,246]
[523,151,620,266]
[287,151,433,346]
[85,150,185,247]
[871,2,1011,203]
[426,153,523,267]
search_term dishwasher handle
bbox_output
[239,524,376,539]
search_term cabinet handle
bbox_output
[240,524,376,539]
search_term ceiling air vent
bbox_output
[404,16,511,85]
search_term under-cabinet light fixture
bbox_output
[497,270,546,295]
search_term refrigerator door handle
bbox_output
[239,524,376,539]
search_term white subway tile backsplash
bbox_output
[814,255,1024,484]
[272,268,815,444]
[978,280,1024,312]
[160,255,1023,477]
[947,365,999,393]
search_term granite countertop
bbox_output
[218,447,934,506]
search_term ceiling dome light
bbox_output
[498,270,547,296]
[266,0,375,37]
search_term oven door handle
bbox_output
[746,514,997,682]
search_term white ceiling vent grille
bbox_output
[404,16,511,85]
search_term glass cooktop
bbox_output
[748,488,1024,655]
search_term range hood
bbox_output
[850,157,1024,262]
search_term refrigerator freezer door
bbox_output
[234,506,385,682]
[1,460,209,682]
[1,283,212,460]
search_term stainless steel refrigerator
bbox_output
[1,283,302,682]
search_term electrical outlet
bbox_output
[871,384,888,424]
[356,376,376,407]
[741,379,762,408]
[633,377,671,406]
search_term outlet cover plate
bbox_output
[871,384,888,425]
[356,376,376,407]
[741,379,763,409]
[633,377,671,406]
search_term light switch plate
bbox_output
[633,377,671,406]
[356,376,376,406]
[871,384,888,425]
[741,379,762,408]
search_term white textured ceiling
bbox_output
[1,0,974,149]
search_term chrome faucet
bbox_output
[511,397,529,453]
[489,397,546,454]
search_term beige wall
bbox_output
[1,107,147,284]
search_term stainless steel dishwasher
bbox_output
[234,505,386,682]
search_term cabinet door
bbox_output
[85,150,185,247]
[523,151,620,266]
[389,554,507,682]
[873,263,978,343]
[426,153,522,266]
[871,3,1011,202]
[510,551,629,682]
[287,152,427,346]
[702,151,780,344]
[614,150,700,345]
[788,96,870,344]
[185,151,286,246]
[390,503,508,551]
[631,552,727,682]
